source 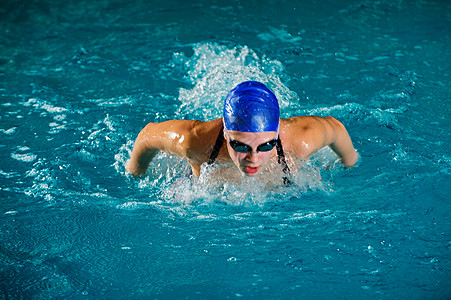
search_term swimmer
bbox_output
[127,81,358,183]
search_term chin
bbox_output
[244,172,259,177]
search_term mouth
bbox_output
[244,166,259,174]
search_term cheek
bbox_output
[227,145,243,165]
[260,152,272,163]
[234,153,247,164]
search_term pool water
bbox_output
[1,0,450,298]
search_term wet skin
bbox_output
[127,117,358,178]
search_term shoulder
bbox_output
[281,116,326,137]
[282,116,342,137]
[147,118,223,164]
[280,116,340,158]
[136,119,202,156]
[282,115,339,127]
[185,118,224,162]
[142,119,199,134]
[139,119,210,143]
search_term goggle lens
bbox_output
[229,139,277,153]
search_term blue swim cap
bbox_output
[223,81,280,132]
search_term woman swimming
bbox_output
[126,81,358,183]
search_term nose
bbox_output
[245,151,258,162]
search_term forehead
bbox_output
[226,130,278,144]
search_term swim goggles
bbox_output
[224,129,278,153]
[228,139,278,153]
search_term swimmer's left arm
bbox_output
[289,116,358,167]
[323,117,358,167]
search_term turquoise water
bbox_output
[1,0,450,298]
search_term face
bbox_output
[225,130,278,176]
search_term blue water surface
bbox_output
[1,0,450,299]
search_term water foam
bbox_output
[171,42,300,120]
[119,147,340,211]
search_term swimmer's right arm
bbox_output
[126,123,160,177]
[126,120,196,177]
